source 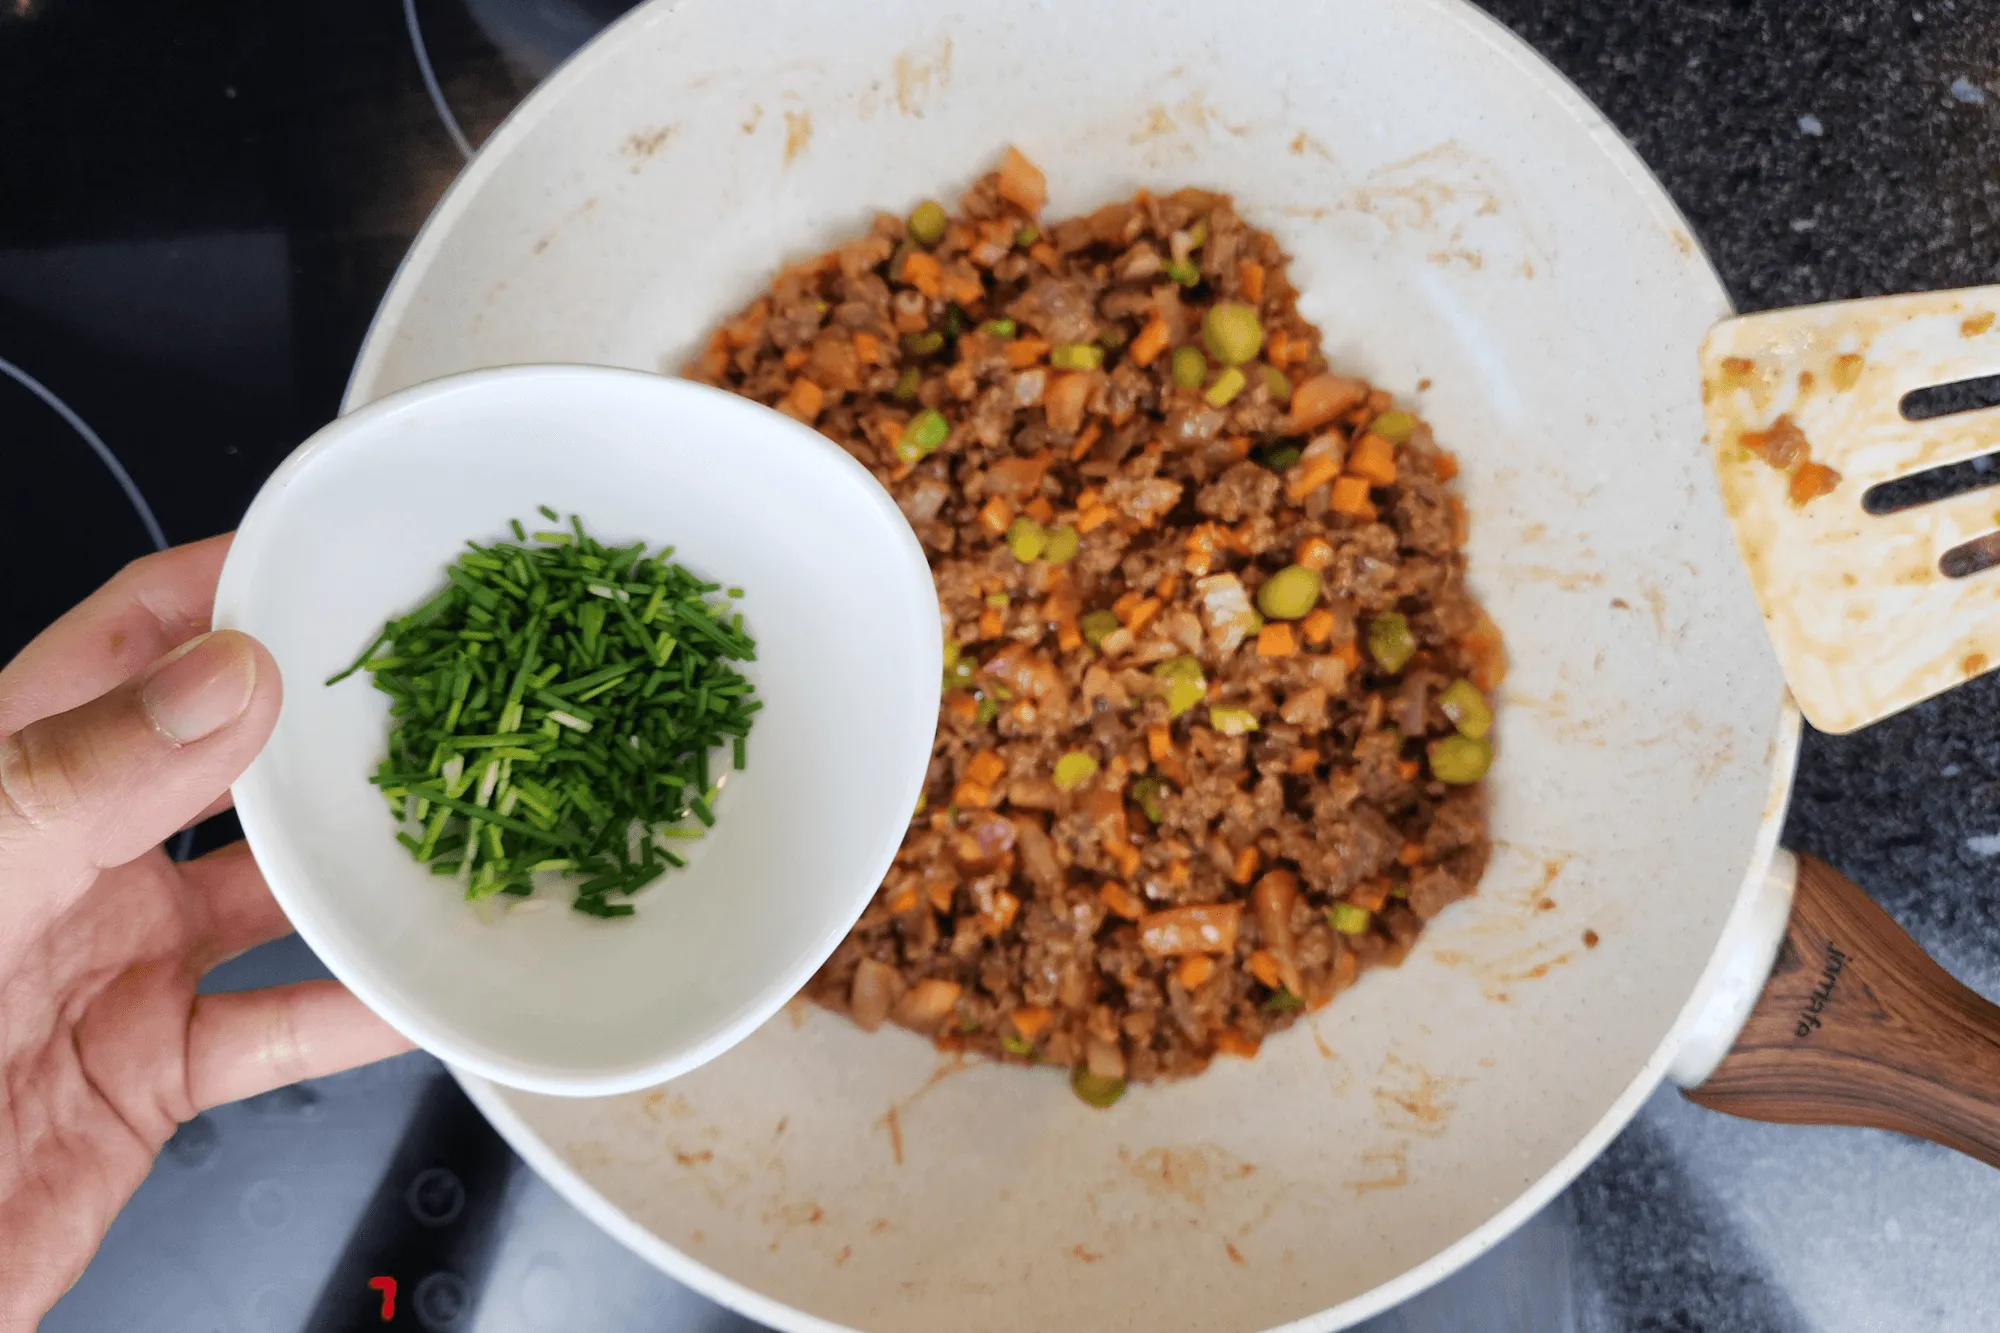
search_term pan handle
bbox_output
[1679,852,2000,1168]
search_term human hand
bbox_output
[0,536,412,1330]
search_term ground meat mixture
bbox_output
[687,149,1504,1097]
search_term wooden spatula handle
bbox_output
[1685,854,2000,1166]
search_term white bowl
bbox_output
[213,364,941,1096]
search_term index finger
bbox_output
[0,534,233,737]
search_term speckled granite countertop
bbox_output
[8,1,2000,1329]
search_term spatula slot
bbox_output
[1939,531,2000,579]
[1865,453,2000,515]
[1900,372,2000,421]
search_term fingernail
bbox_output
[142,631,257,744]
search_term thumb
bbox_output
[0,630,281,895]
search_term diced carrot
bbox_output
[1156,752,1190,786]
[1111,591,1141,623]
[894,978,962,1031]
[1225,435,1253,459]
[1329,475,1376,518]
[901,250,943,298]
[1433,450,1459,481]
[1301,608,1335,645]
[1005,337,1050,368]
[1288,373,1368,432]
[1230,846,1261,886]
[1790,460,1841,505]
[1129,316,1171,367]
[997,146,1047,214]
[1176,955,1216,990]
[1137,903,1243,956]
[986,888,1021,932]
[781,346,809,371]
[978,607,1005,640]
[852,331,883,364]
[1349,879,1391,913]
[1011,1006,1054,1041]
[1463,611,1508,690]
[722,300,770,349]
[1238,260,1265,303]
[1028,241,1059,268]
[1045,371,1092,434]
[1348,433,1398,486]
[951,779,992,808]
[1153,577,1179,603]
[1077,502,1114,533]
[1257,623,1297,657]
[1398,841,1426,867]
[1023,496,1056,525]
[1069,420,1103,462]
[1265,328,1292,367]
[1147,724,1173,762]
[782,378,825,423]
[1397,759,1419,781]
[977,495,1014,535]
[943,690,978,723]
[1107,840,1142,879]
[966,750,1007,786]
[1100,880,1146,920]
[1168,858,1190,886]
[1332,947,1359,991]
[1125,597,1162,634]
[1056,616,1082,652]
[1211,1029,1261,1059]
[1334,640,1362,672]
[942,265,985,306]
[690,332,730,380]
[1247,950,1283,989]
[1287,750,1318,775]
[887,884,920,914]
[1295,535,1335,571]
[1285,453,1341,504]
[1448,494,1469,546]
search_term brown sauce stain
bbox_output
[1964,311,1995,337]
[1670,229,1694,257]
[1132,104,1178,143]
[783,110,813,164]
[1964,653,1989,677]
[777,1201,825,1226]
[1073,1244,1104,1263]
[741,104,763,134]
[1830,352,1864,390]
[1536,896,1557,912]
[1310,1023,1335,1060]
[1797,369,1815,394]
[1289,129,1332,160]
[621,125,675,161]
[835,1245,852,1267]
[1346,1141,1409,1196]
[673,1149,713,1167]
[1371,1054,1465,1138]
[1225,1241,1247,1265]
[879,1105,904,1166]
[871,1218,892,1234]
[1582,928,1600,948]
[774,1116,789,1138]
[893,38,953,117]
[1610,596,1632,610]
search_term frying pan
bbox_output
[339,0,2000,1327]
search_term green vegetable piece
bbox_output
[1016,224,1040,246]
[1152,655,1208,718]
[1162,257,1201,287]
[907,199,948,246]
[892,366,922,401]
[1207,705,1259,736]
[1050,343,1105,371]
[1187,216,1210,249]
[1170,345,1208,389]
[1043,525,1080,565]
[1202,301,1264,366]
[944,306,968,337]
[942,640,977,692]
[1255,565,1322,621]
[1005,516,1049,562]
[1262,990,1304,1013]
[901,330,945,357]
[1328,902,1372,935]
[1053,751,1100,790]
[975,696,1000,724]
[1261,444,1302,472]
[1261,365,1293,403]
[980,318,1018,338]
[1438,678,1494,739]
[1428,734,1493,784]
[1071,1067,1127,1109]
[1367,613,1417,673]
[898,409,950,462]
[1203,366,1247,408]
[1080,609,1121,648]
[1001,1034,1038,1058]
[1130,776,1166,823]
[1371,410,1415,444]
